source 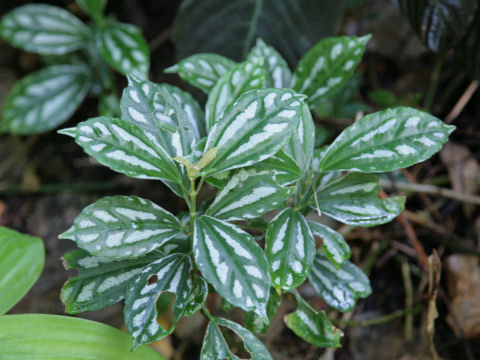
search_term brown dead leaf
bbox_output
[425,251,441,360]
[440,142,480,217]
[446,254,480,339]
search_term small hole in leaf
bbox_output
[155,292,176,331]
[148,274,158,284]
[219,326,251,359]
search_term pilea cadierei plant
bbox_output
[0,0,150,134]
[59,35,454,357]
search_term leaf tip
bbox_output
[57,127,77,138]
[360,33,373,44]
[164,64,178,74]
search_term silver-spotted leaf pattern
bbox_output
[205,59,266,130]
[2,65,90,134]
[97,20,150,79]
[309,253,372,312]
[318,107,455,172]
[61,196,183,259]
[206,169,295,221]
[245,290,281,334]
[61,249,159,314]
[285,294,340,347]
[69,117,182,183]
[292,35,370,104]
[265,208,315,292]
[247,38,292,88]
[193,216,271,318]
[124,254,192,348]
[0,4,89,55]
[314,172,405,227]
[202,88,304,175]
[253,150,302,186]
[165,53,236,93]
[183,276,208,317]
[308,221,351,269]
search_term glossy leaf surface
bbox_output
[318,107,455,172]
[2,65,90,134]
[309,253,371,312]
[61,249,159,314]
[0,314,164,360]
[207,169,294,220]
[245,290,281,334]
[308,221,351,268]
[183,276,208,317]
[194,216,271,318]
[314,173,405,227]
[97,20,150,79]
[0,227,44,314]
[61,196,182,258]
[203,88,304,175]
[124,254,192,348]
[253,150,302,186]
[165,53,236,93]
[292,35,370,104]
[0,4,89,55]
[265,208,315,292]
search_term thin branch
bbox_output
[332,305,423,328]
[445,80,479,124]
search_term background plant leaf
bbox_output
[76,0,107,23]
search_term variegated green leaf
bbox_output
[318,107,455,172]
[285,294,340,347]
[61,249,160,314]
[66,117,182,183]
[0,227,44,314]
[206,169,294,221]
[193,216,271,318]
[265,208,315,292]
[292,35,370,104]
[282,102,315,172]
[183,276,208,317]
[124,253,192,348]
[253,150,302,186]
[0,4,89,55]
[313,173,405,227]
[309,253,371,312]
[245,289,281,334]
[61,196,183,259]
[247,38,292,88]
[165,53,236,93]
[77,0,107,23]
[200,318,273,360]
[97,20,150,79]
[1,65,91,134]
[202,88,304,175]
[205,59,266,130]
[308,221,351,269]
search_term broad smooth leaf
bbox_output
[61,196,182,259]
[0,314,164,360]
[165,53,236,93]
[252,150,302,186]
[0,4,89,55]
[124,253,192,348]
[285,294,340,347]
[97,20,150,79]
[200,318,274,360]
[206,169,295,221]
[245,290,281,333]
[205,59,266,130]
[77,0,107,22]
[247,38,292,88]
[1,65,91,134]
[202,88,304,175]
[282,102,315,172]
[313,173,405,227]
[65,117,182,183]
[265,208,315,292]
[309,253,371,312]
[0,227,44,314]
[61,249,160,314]
[308,221,351,269]
[393,0,477,52]
[172,0,344,65]
[193,216,271,318]
[318,107,455,173]
[183,276,208,317]
[292,35,370,105]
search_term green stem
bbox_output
[424,53,444,111]
[201,305,216,323]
